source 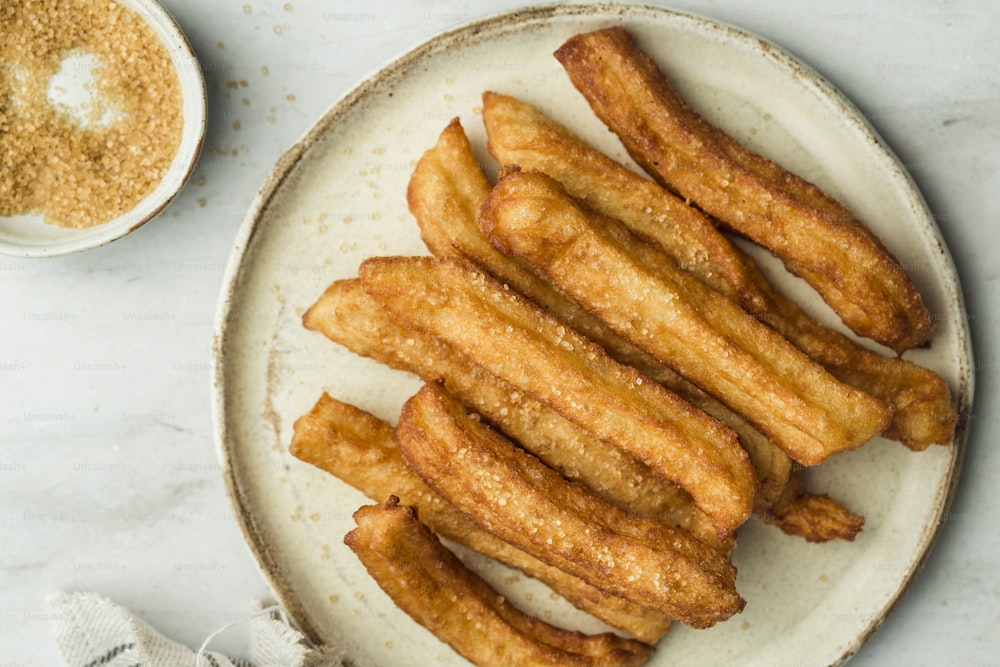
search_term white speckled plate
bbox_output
[212,4,972,666]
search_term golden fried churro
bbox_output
[554,27,932,353]
[359,256,756,537]
[481,169,892,466]
[345,497,656,666]
[481,91,955,450]
[397,382,745,628]
[291,393,672,642]
[302,279,696,528]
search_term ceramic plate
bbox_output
[0,0,205,258]
[212,4,972,666]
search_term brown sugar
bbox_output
[1,0,184,228]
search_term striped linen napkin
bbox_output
[46,591,344,667]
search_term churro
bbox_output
[555,27,932,353]
[346,497,655,666]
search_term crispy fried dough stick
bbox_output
[359,256,756,538]
[397,382,745,628]
[481,91,954,450]
[554,27,932,354]
[346,498,655,666]
[408,117,791,511]
[302,279,697,530]
[291,394,672,642]
[481,170,892,466]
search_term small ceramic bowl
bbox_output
[0,0,206,258]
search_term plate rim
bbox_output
[210,3,974,664]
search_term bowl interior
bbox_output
[0,0,205,258]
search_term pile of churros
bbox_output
[289,26,957,666]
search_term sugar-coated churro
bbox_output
[346,497,656,666]
[555,27,932,353]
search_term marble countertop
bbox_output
[3,1,996,664]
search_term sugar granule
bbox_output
[0,0,184,228]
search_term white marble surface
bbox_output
[1,0,996,664]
